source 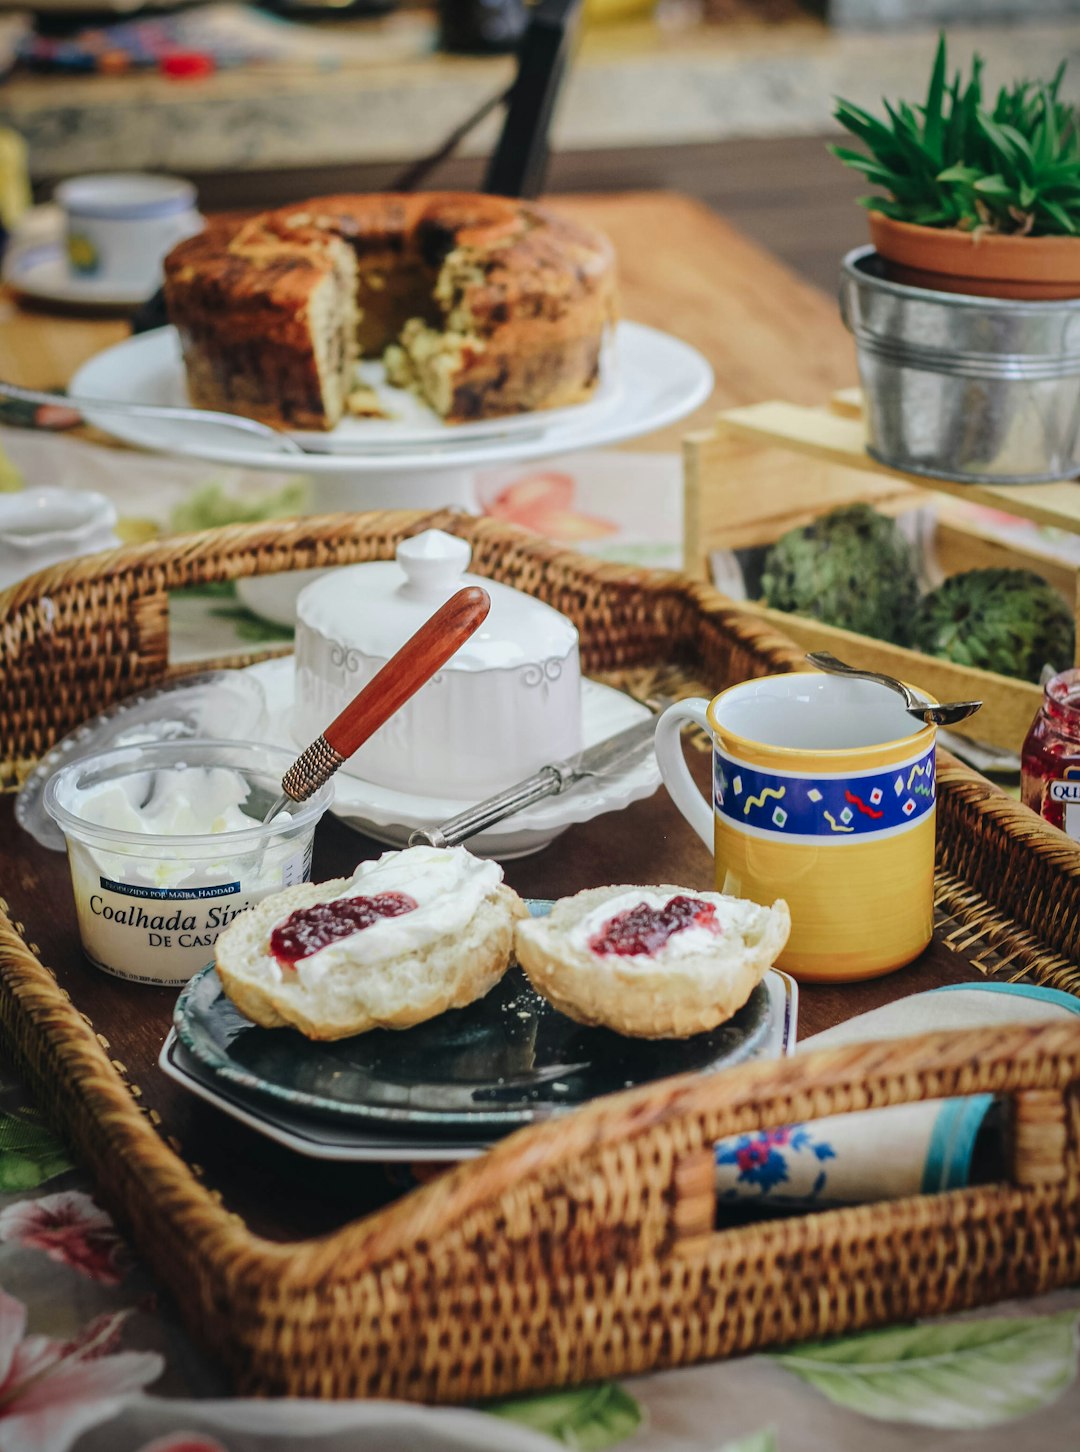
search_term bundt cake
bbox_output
[163,193,617,431]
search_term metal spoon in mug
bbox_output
[805,651,982,728]
[262,585,491,822]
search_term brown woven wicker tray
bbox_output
[0,510,1078,1399]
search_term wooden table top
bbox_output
[0,190,857,449]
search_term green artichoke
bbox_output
[911,568,1074,682]
[760,504,920,645]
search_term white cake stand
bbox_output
[67,321,714,513]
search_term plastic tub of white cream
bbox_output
[44,741,333,985]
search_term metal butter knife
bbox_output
[409,713,659,849]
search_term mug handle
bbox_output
[654,698,714,849]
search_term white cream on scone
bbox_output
[515,883,791,1039]
[213,844,524,1040]
[269,845,502,988]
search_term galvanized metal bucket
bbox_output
[840,246,1080,485]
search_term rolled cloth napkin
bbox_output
[713,982,1080,1207]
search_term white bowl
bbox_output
[0,486,119,590]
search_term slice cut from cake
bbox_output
[164,220,359,432]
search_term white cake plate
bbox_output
[67,321,714,500]
[245,656,662,859]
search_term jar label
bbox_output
[1048,779,1080,839]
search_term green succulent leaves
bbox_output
[832,35,1080,235]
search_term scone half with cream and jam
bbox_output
[515,885,790,1039]
[215,845,527,1041]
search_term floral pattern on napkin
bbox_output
[0,1191,130,1285]
[0,1292,162,1452]
[716,1124,837,1199]
[0,1106,71,1192]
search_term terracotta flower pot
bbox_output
[868,212,1080,301]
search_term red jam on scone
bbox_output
[588,895,721,958]
[270,892,417,967]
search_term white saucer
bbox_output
[67,320,714,473]
[3,241,157,311]
[245,656,661,858]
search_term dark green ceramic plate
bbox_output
[173,901,772,1134]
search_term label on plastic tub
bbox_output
[48,755,327,986]
[281,845,310,889]
[68,841,311,986]
[78,874,262,985]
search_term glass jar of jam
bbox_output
[1021,668,1080,838]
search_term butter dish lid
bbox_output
[16,670,268,852]
[296,529,579,670]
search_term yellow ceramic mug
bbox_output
[654,673,936,982]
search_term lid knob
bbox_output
[396,529,472,597]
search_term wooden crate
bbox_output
[683,393,1080,755]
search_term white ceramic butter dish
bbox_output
[249,657,658,859]
[292,529,582,798]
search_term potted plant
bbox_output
[832,35,1080,300]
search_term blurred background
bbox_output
[0,0,1077,294]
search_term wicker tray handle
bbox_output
[281,1016,1080,1278]
[170,1017,1073,1396]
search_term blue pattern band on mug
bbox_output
[713,742,935,841]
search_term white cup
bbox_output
[55,173,202,297]
[0,487,119,590]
